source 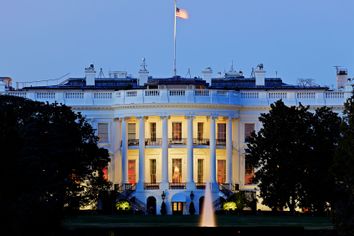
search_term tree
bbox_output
[246,100,341,213]
[299,107,341,213]
[0,95,111,234]
[246,100,312,212]
[332,95,354,236]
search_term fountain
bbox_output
[199,182,216,227]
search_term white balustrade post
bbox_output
[137,116,146,191]
[186,115,195,189]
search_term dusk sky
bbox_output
[1,0,353,88]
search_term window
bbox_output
[245,158,255,185]
[217,123,226,141]
[244,123,255,142]
[98,123,109,143]
[197,159,204,183]
[150,159,156,184]
[172,122,182,141]
[128,123,136,140]
[217,160,226,184]
[197,122,204,140]
[172,159,182,183]
[128,160,136,184]
[150,122,156,141]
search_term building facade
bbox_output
[1,62,353,215]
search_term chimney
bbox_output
[255,64,265,86]
[85,64,96,86]
[336,68,348,90]
[202,67,213,86]
[138,58,149,86]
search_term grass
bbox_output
[63,213,334,230]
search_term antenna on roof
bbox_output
[98,68,105,78]
[186,68,192,78]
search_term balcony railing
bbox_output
[169,182,186,189]
[169,138,187,145]
[216,139,226,146]
[145,138,162,146]
[128,139,139,146]
[144,183,160,190]
[196,182,206,189]
[5,89,349,108]
[193,138,210,145]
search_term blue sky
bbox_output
[0,0,353,87]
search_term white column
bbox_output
[209,116,217,185]
[121,117,128,185]
[160,116,169,189]
[186,115,195,189]
[137,116,145,191]
[226,116,233,185]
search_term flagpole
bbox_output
[173,0,177,77]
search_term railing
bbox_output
[169,90,185,96]
[196,183,206,189]
[169,182,186,189]
[145,138,162,146]
[65,92,84,99]
[94,92,112,99]
[128,139,139,146]
[145,90,160,96]
[36,92,55,99]
[144,183,160,190]
[194,90,209,96]
[123,183,136,191]
[216,139,226,146]
[169,138,187,145]
[4,89,349,107]
[193,138,210,145]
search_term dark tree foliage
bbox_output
[246,100,341,213]
[299,107,341,213]
[332,95,354,236]
[0,95,111,235]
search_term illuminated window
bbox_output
[197,159,204,183]
[150,122,156,141]
[217,123,226,141]
[172,159,182,183]
[197,122,204,140]
[245,158,255,185]
[244,123,255,142]
[98,123,109,143]
[217,160,226,184]
[128,123,136,140]
[150,159,156,184]
[172,122,182,141]
[128,160,136,184]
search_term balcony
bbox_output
[216,139,226,146]
[193,138,210,146]
[169,138,187,145]
[169,182,186,189]
[145,138,162,146]
[144,182,160,190]
[128,139,139,146]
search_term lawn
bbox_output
[63,213,334,230]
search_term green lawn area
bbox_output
[63,214,334,230]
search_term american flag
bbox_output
[176,7,189,19]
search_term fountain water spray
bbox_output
[200,182,216,227]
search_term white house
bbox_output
[1,62,352,215]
